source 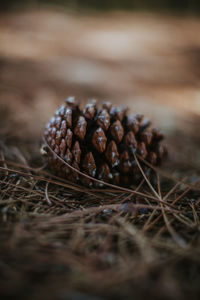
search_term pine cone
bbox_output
[43,97,167,187]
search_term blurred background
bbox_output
[1,2,200,300]
[0,0,200,169]
[1,0,200,12]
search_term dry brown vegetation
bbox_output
[0,8,200,300]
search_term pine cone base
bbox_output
[43,97,167,187]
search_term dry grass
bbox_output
[0,134,200,300]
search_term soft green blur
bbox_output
[1,0,200,13]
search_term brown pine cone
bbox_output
[43,97,167,187]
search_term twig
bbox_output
[45,182,52,206]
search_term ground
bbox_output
[0,8,200,300]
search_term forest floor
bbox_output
[0,8,200,300]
